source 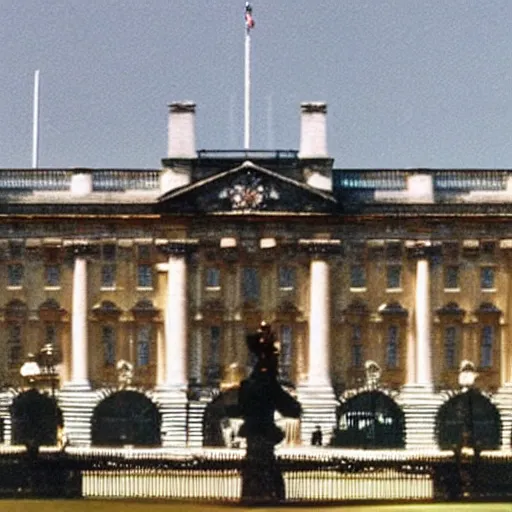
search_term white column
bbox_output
[70,255,89,386]
[164,254,187,388]
[415,256,432,386]
[308,259,330,386]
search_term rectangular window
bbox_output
[242,267,260,302]
[444,326,457,369]
[351,325,363,368]
[7,264,23,287]
[205,267,221,289]
[7,324,22,369]
[101,243,117,288]
[386,325,399,369]
[207,326,221,382]
[45,265,60,287]
[45,324,57,346]
[102,325,116,366]
[279,325,293,377]
[386,265,402,289]
[137,264,153,288]
[8,241,24,260]
[480,325,494,368]
[444,265,459,289]
[278,266,295,290]
[137,244,151,261]
[350,264,366,288]
[481,266,495,290]
[136,325,151,366]
[102,243,117,261]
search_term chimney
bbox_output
[299,102,328,159]
[167,101,196,159]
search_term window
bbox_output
[102,325,116,366]
[278,266,295,290]
[101,243,117,288]
[386,325,399,369]
[444,326,457,369]
[350,324,363,368]
[137,264,153,288]
[279,325,293,377]
[480,325,494,368]
[45,265,60,287]
[136,325,151,366]
[242,267,259,302]
[386,265,401,289]
[137,244,151,261]
[7,324,22,369]
[44,324,57,346]
[205,267,221,289]
[444,265,459,289]
[350,265,366,289]
[7,264,23,287]
[481,266,495,290]
[207,326,221,382]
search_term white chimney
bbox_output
[167,101,196,159]
[299,102,328,159]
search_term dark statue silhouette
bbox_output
[238,321,301,502]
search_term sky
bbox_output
[1,1,512,170]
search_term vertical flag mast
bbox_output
[244,2,254,150]
[32,70,40,168]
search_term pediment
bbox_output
[157,161,336,214]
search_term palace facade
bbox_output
[1,101,512,450]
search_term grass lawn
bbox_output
[0,501,510,512]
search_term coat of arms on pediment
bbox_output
[218,171,280,211]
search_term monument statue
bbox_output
[238,321,302,502]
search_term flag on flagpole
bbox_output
[245,2,255,30]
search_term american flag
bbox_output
[245,2,255,31]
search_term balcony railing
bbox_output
[92,170,159,191]
[335,170,407,190]
[0,170,71,190]
[433,170,507,191]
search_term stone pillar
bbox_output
[296,240,339,445]
[70,254,89,387]
[155,240,197,447]
[308,259,330,387]
[59,243,95,447]
[415,256,432,387]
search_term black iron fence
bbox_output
[0,448,511,503]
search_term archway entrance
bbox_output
[332,391,405,448]
[91,391,161,447]
[435,389,501,450]
[203,388,241,447]
[11,389,62,446]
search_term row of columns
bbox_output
[67,244,189,391]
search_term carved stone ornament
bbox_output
[365,360,381,388]
[116,359,134,389]
[458,360,478,389]
[219,173,279,211]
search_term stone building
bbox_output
[0,100,511,450]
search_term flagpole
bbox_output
[244,3,252,150]
[32,70,40,168]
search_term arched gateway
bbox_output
[435,389,501,450]
[91,391,161,447]
[332,390,405,449]
[11,389,62,446]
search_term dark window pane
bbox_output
[481,267,495,290]
[386,325,399,368]
[45,324,57,345]
[279,325,292,377]
[8,324,22,369]
[278,267,295,289]
[8,242,23,260]
[350,265,366,288]
[45,265,60,286]
[480,325,494,368]
[444,265,459,289]
[8,264,23,286]
[137,264,153,288]
[137,245,151,261]
[444,326,457,369]
[352,344,363,368]
[242,267,259,301]
[102,325,116,366]
[206,267,221,288]
[102,243,117,261]
[386,265,401,289]
[207,326,221,382]
[136,325,151,366]
[102,264,116,288]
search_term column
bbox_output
[415,254,432,387]
[70,253,89,387]
[308,258,330,386]
[164,253,187,389]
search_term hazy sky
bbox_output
[1,1,512,169]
